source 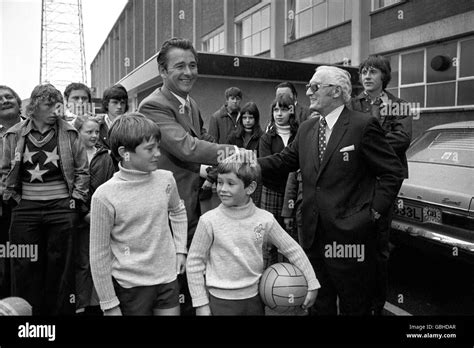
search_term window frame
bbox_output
[385,37,474,110]
[287,0,352,42]
[202,27,225,54]
[371,0,403,13]
[234,1,271,56]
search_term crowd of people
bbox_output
[0,37,412,316]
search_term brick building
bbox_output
[90,0,474,135]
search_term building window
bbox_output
[288,0,351,41]
[372,0,402,11]
[385,37,474,108]
[235,5,270,55]
[202,31,225,53]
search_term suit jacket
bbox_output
[350,91,412,178]
[258,106,404,251]
[138,86,234,244]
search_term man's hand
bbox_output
[283,217,294,231]
[302,289,318,311]
[176,253,186,274]
[103,306,122,316]
[196,304,212,316]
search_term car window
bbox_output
[407,128,474,168]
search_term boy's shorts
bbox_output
[112,278,180,315]
[209,293,264,316]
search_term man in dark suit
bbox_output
[258,66,404,315]
[138,38,236,315]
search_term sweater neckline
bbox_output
[117,162,153,181]
[219,199,256,219]
[275,124,291,135]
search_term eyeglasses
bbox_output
[305,83,335,93]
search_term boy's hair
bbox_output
[108,112,161,160]
[102,84,129,113]
[269,93,299,133]
[275,81,298,99]
[224,87,242,100]
[26,84,63,118]
[0,85,22,111]
[64,82,92,102]
[359,55,392,90]
[73,114,100,131]
[157,37,198,70]
[234,101,263,139]
[217,153,261,188]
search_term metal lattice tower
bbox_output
[40,0,87,93]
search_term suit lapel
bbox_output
[311,118,320,173]
[161,87,199,137]
[189,98,201,137]
[316,107,349,182]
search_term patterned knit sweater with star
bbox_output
[20,130,69,200]
[186,200,320,307]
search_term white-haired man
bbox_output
[258,66,404,315]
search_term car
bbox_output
[390,121,474,263]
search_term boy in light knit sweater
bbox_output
[90,113,187,316]
[186,154,320,315]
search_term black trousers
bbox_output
[9,198,78,315]
[307,217,376,316]
[372,204,394,315]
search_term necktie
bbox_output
[185,100,194,126]
[318,117,327,165]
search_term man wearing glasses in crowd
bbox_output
[258,66,404,315]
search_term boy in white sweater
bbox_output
[186,154,320,315]
[90,113,187,316]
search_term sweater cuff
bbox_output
[99,296,120,311]
[192,295,209,308]
[307,278,321,291]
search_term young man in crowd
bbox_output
[63,83,93,123]
[1,84,89,315]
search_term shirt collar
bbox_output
[363,90,387,105]
[24,118,57,135]
[104,114,112,128]
[169,91,190,107]
[323,105,344,130]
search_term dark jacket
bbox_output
[226,128,263,154]
[138,86,234,243]
[294,103,312,125]
[259,126,296,193]
[258,107,404,250]
[208,105,240,144]
[1,118,89,205]
[88,147,115,204]
[350,91,412,178]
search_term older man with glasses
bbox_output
[258,66,404,315]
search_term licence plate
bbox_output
[423,206,442,223]
[394,202,423,222]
